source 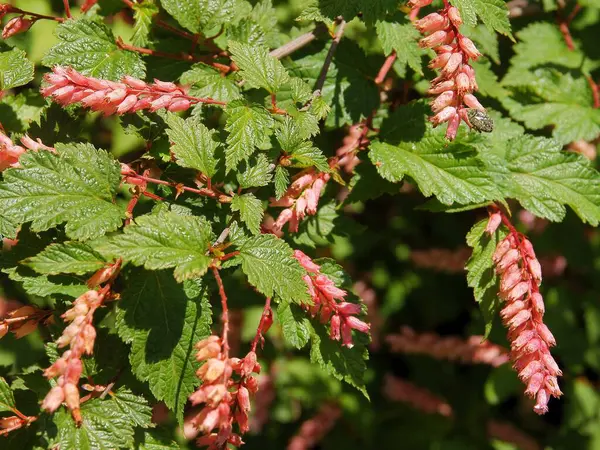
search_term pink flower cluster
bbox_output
[287,403,341,450]
[383,374,453,417]
[42,290,104,423]
[409,0,485,140]
[269,169,330,233]
[0,305,51,340]
[0,131,54,171]
[410,247,472,273]
[487,212,562,414]
[386,326,509,367]
[249,372,276,433]
[41,66,224,117]
[294,250,370,348]
[189,336,261,449]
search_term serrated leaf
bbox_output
[462,24,500,64]
[0,48,34,90]
[165,113,219,178]
[504,68,600,145]
[224,100,274,172]
[24,242,106,275]
[375,18,425,76]
[131,1,159,46]
[274,165,290,200]
[3,267,89,298]
[136,430,180,449]
[43,18,145,81]
[117,271,212,424]
[369,134,502,206]
[159,0,245,33]
[346,154,398,203]
[0,377,16,412]
[276,118,328,171]
[451,0,512,37]
[231,193,264,235]
[236,154,273,189]
[0,143,125,240]
[51,389,151,450]
[466,219,507,337]
[237,234,310,304]
[180,63,242,102]
[309,324,369,397]
[111,388,153,428]
[502,135,600,224]
[229,41,290,93]
[277,301,312,349]
[98,211,213,282]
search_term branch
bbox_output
[250,297,273,352]
[315,19,347,93]
[269,25,327,60]
[212,267,230,359]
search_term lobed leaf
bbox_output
[229,41,290,93]
[0,48,34,90]
[24,242,106,275]
[231,193,264,235]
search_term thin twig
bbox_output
[212,267,230,359]
[123,172,232,202]
[269,25,326,59]
[250,297,272,352]
[8,7,64,22]
[587,76,600,109]
[62,0,72,18]
[375,51,397,85]
[315,19,347,92]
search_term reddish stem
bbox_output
[250,297,272,353]
[10,7,64,22]
[212,267,230,359]
[116,38,207,63]
[220,251,240,261]
[587,76,600,109]
[123,172,231,201]
[62,0,72,18]
[375,51,397,85]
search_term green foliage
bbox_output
[450,0,513,37]
[43,19,145,80]
[0,48,35,91]
[231,193,264,235]
[375,18,425,76]
[98,211,214,282]
[229,41,290,93]
[116,272,212,423]
[0,143,125,240]
[131,1,159,47]
[0,376,16,412]
[24,242,106,275]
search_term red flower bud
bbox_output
[2,17,33,40]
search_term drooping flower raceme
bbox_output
[487,213,562,414]
[0,131,54,171]
[287,403,341,450]
[41,66,224,117]
[409,0,485,140]
[269,170,330,233]
[294,250,370,348]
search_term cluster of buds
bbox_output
[409,0,485,140]
[189,336,261,449]
[268,169,331,233]
[487,212,562,414]
[353,281,381,349]
[287,403,341,450]
[294,250,370,348]
[383,374,453,417]
[0,131,54,171]
[410,247,472,273]
[42,290,104,423]
[336,124,370,173]
[0,305,53,340]
[387,326,509,367]
[41,66,224,117]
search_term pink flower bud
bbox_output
[485,213,502,235]
[198,359,226,383]
[542,353,561,376]
[505,281,530,302]
[500,264,521,294]
[524,372,544,397]
[544,376,562,397]
[511,329,535,351]
[64,383,80,410]
[496,249,520,274]
[65,358,83,384]
[408,0,434,8]
[123,76,148,90]
[536,323,555,347]
[337,302,362,315]
[528,258,542,285]
[273,208,293,231]
[518,360,542,381]
[330,314,341,341]
[414,13,448,33]
[493,238,513,264]
[430,106,457,125]
[441,53,463,77]
[240,351,257,377]
[294,250,321,273]
[500,300,526,320]
[429,53,452,70]
[448,6,463,27]
[341,321,354,348]
[168,99,191,112]
[458,36,482,60]
[237,386,251,412]
[530,292,545,315]
[533,389,549,415]
[445,113,461,140]
[508,309,531,330]
[428,80,455,95]
[117,94,139,114]
[419,30,448,48]
[431,91,456,113]
[346,316,370,333]
[197,342,221,361]
[82,324,96,354]
[2,16,33,39]
[42,386,65,412]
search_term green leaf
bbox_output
[501,135,600,225]
[465,219,507,337]
[180,63,242,103]
[369,135,502,206]
[277,300,312,349]
[236,154,273,188]
[274,165,290,200]
[224,100,274,172]
[136,430,180,449]
[462,24,500,64]
[229,41,290,93]
[0,48,34,90]
[3,267,89,298]
[504,68,600,145]
[309,324,369,397]
[98,211,213,282]
[117,271,212,424]
[237,234,310,304]
[43,18,145,81]
[24,242,106,275]
[131,1,159,46]
[0,376,16,412]
[51,389,151,450]
[0,143,125,240]
[502,23,597,86]
[159,0,245,34]
[276,118,328,171]
[450,0,512,37]
[164,113,219,178]
[375,18,425,76]
[472,60,509,101]
[231,193,264,235]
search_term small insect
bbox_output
[466,109,494,133]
